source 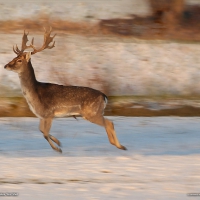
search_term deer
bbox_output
[4,28,126,153]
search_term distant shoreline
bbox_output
[1,96,200,117]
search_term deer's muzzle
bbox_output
[4,64,11,70]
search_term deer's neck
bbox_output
[18,61,38,95]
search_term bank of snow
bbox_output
[0,117,200,199]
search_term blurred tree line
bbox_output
[149,0,184,28]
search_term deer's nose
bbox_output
[4,65,7,69]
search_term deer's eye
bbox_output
[17,59,22,63]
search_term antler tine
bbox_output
[47,40,55,49]
[21,30,29,49]
[31,37,34,45]
[13,30,32,55]
[30,37,38,52]
[43,27,47,33]
[44,26,52,33]
[13,44,22,55]
[16,44,21,53]
[13,45,20,54]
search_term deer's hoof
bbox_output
[118,145,127,151]
[56,147,62,153]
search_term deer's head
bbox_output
[4,28,56,73]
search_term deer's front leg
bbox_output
[39,118,62,153]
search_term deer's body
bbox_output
[4,28,126,153]
[19,60,107,119]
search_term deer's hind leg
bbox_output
[87,115,126,150]
[81,96,126,150]
[39,118,62,153]
[104,117,126,150]
[83,112,126,150]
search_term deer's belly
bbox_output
[54,105,81,117]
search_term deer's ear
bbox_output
[25,52,31,62]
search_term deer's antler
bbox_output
[13,27,56,55]
[30,27,56,55]
[13,30,32,55]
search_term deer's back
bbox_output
[37,82,107,107]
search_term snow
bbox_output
[0,117,200,199]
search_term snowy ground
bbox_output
[0,117,200,199]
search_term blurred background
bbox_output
[1,0,200,117]
[1,1,200,199]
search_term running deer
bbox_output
[4,28,126,153]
